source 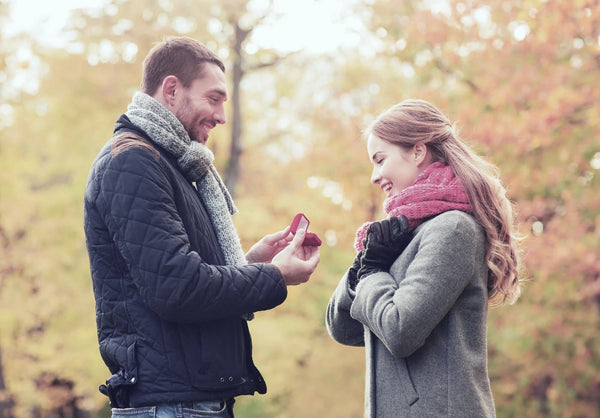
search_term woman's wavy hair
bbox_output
[365,99,521,305]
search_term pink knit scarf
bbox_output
[354,162,472,251]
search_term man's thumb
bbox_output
[291,227,306,247]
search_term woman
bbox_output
[326,99,521,417]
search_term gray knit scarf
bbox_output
[126,92,247,267]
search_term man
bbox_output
[83,37,320,417]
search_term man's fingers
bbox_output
[265,226,292,244]
[290,227,306,247]
[307,246,320,266]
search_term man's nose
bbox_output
[214,104,226,124]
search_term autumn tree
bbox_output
[1,0,598,416]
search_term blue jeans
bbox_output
[111,400,235,418]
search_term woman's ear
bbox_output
[413,143,429,166]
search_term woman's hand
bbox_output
[245,226,293,264]
[357,216,413,281]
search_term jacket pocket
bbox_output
[394,357,419,406]
[197,319,249,387]
[99,337,138,407]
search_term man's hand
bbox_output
[245,227,293,264]
[272,228,320,286]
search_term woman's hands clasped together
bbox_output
[349,216,413,290]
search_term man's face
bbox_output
[173,63,228,144]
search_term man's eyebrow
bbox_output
[210,88,228,100]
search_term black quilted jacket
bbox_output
[83,116,287,407]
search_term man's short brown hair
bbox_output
[141,37,225,95]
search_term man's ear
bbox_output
[160,75,178,108]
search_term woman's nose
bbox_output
[370,167,380,184]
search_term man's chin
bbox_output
[191,135,208,145]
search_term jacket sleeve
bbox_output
[325,271,365,347]
[349,212,485,358]
[95,147,287,323]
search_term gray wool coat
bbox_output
[326,211,496,418]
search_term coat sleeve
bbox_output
[95,147,287,323]
[325,271,365,347]
[349,212,485,358]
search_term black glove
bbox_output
[347,250,364,291]
[357,216,412,282]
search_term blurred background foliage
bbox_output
[0,0,599,416]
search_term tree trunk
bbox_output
[0,348,15,417]
[225,22,248,197]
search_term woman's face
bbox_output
[367,134,423,197]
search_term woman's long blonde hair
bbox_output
[366,99,521,305]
